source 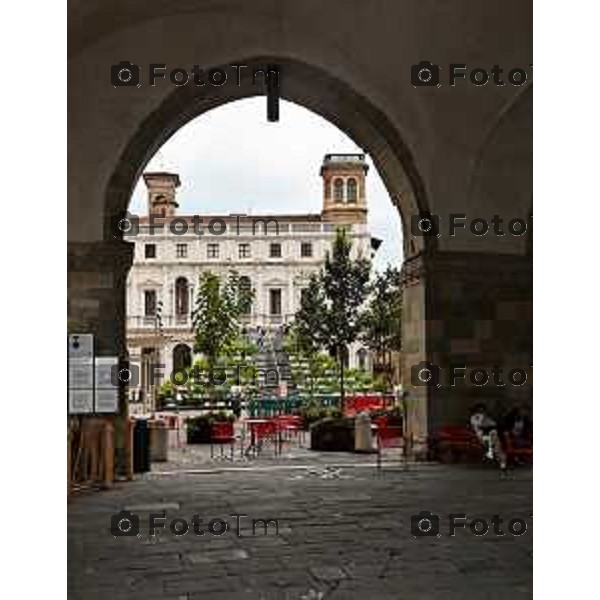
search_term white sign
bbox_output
[68,359,94,390]
[94,357,119,413]
[95,388,119,413]
[67,348,120,414]
[95,357,118,388]
[68,334,94,359]
[68,388,94,414]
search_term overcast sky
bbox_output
[129,98,403,271]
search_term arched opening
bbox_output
[172,343,192,372]
[357,347,368,371]
[104,58,432,257]
[98,58,436,450]
[347,178,358,203]
[175,276,189,319]
[333,178,344,202]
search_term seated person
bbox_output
[499,406,532,460]
[469,403,504,466]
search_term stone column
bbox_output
[401,250,532,457]
[68,238,134,475]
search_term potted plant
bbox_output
[309,414,356,452]
[186,411,235,444]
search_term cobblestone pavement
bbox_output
[69,443,532,599]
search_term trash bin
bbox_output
[133,418,150,473]
[354,411,375,453]
[149,420,169,462]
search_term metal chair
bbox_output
[210,421,235,460]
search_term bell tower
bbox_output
[320,153,368,224]
[143,172,181,217]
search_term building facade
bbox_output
[126,154,379,397]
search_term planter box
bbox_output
[186,418,236,444]
[186,420,212,444]
[310,417,355,452]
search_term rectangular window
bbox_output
[270,243,282,258]
[144,243,156,259]
[269,289,282,316]
[176,243,187,258]
[144,290,157,316]
[300,242,313,258]
[207,243,219,258]
[239,243,251,258]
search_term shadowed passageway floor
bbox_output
[68,459,532,599]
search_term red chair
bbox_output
[274,415,304,447]
[245,419,279,457]
[210,421,235,460]
[374,416,404,469]
[429,425,484,463]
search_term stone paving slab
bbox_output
[69,457,532,599]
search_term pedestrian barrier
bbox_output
[68,417,115,494]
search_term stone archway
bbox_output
[69,50,532,459]
[88,57,434,449]
[104,58,432,258]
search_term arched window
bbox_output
[357,348,368,371]
[239,276,252,315]
[172,344,192,373]
[333,178,344,202]
[175,277,189,317]
[347,178,358,203]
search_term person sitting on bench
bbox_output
[470,403,505,467]
[499,406,532,463]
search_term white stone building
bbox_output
[126,153,380,395]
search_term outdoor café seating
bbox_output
[373,415,404,469]
[210,421,236,460]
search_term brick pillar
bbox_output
[67,239,134,475]
[401,250,532,457]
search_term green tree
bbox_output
[292,273,326,357]
[293,228,371,407]
[191,271,255,397]
[362,266,403,388]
